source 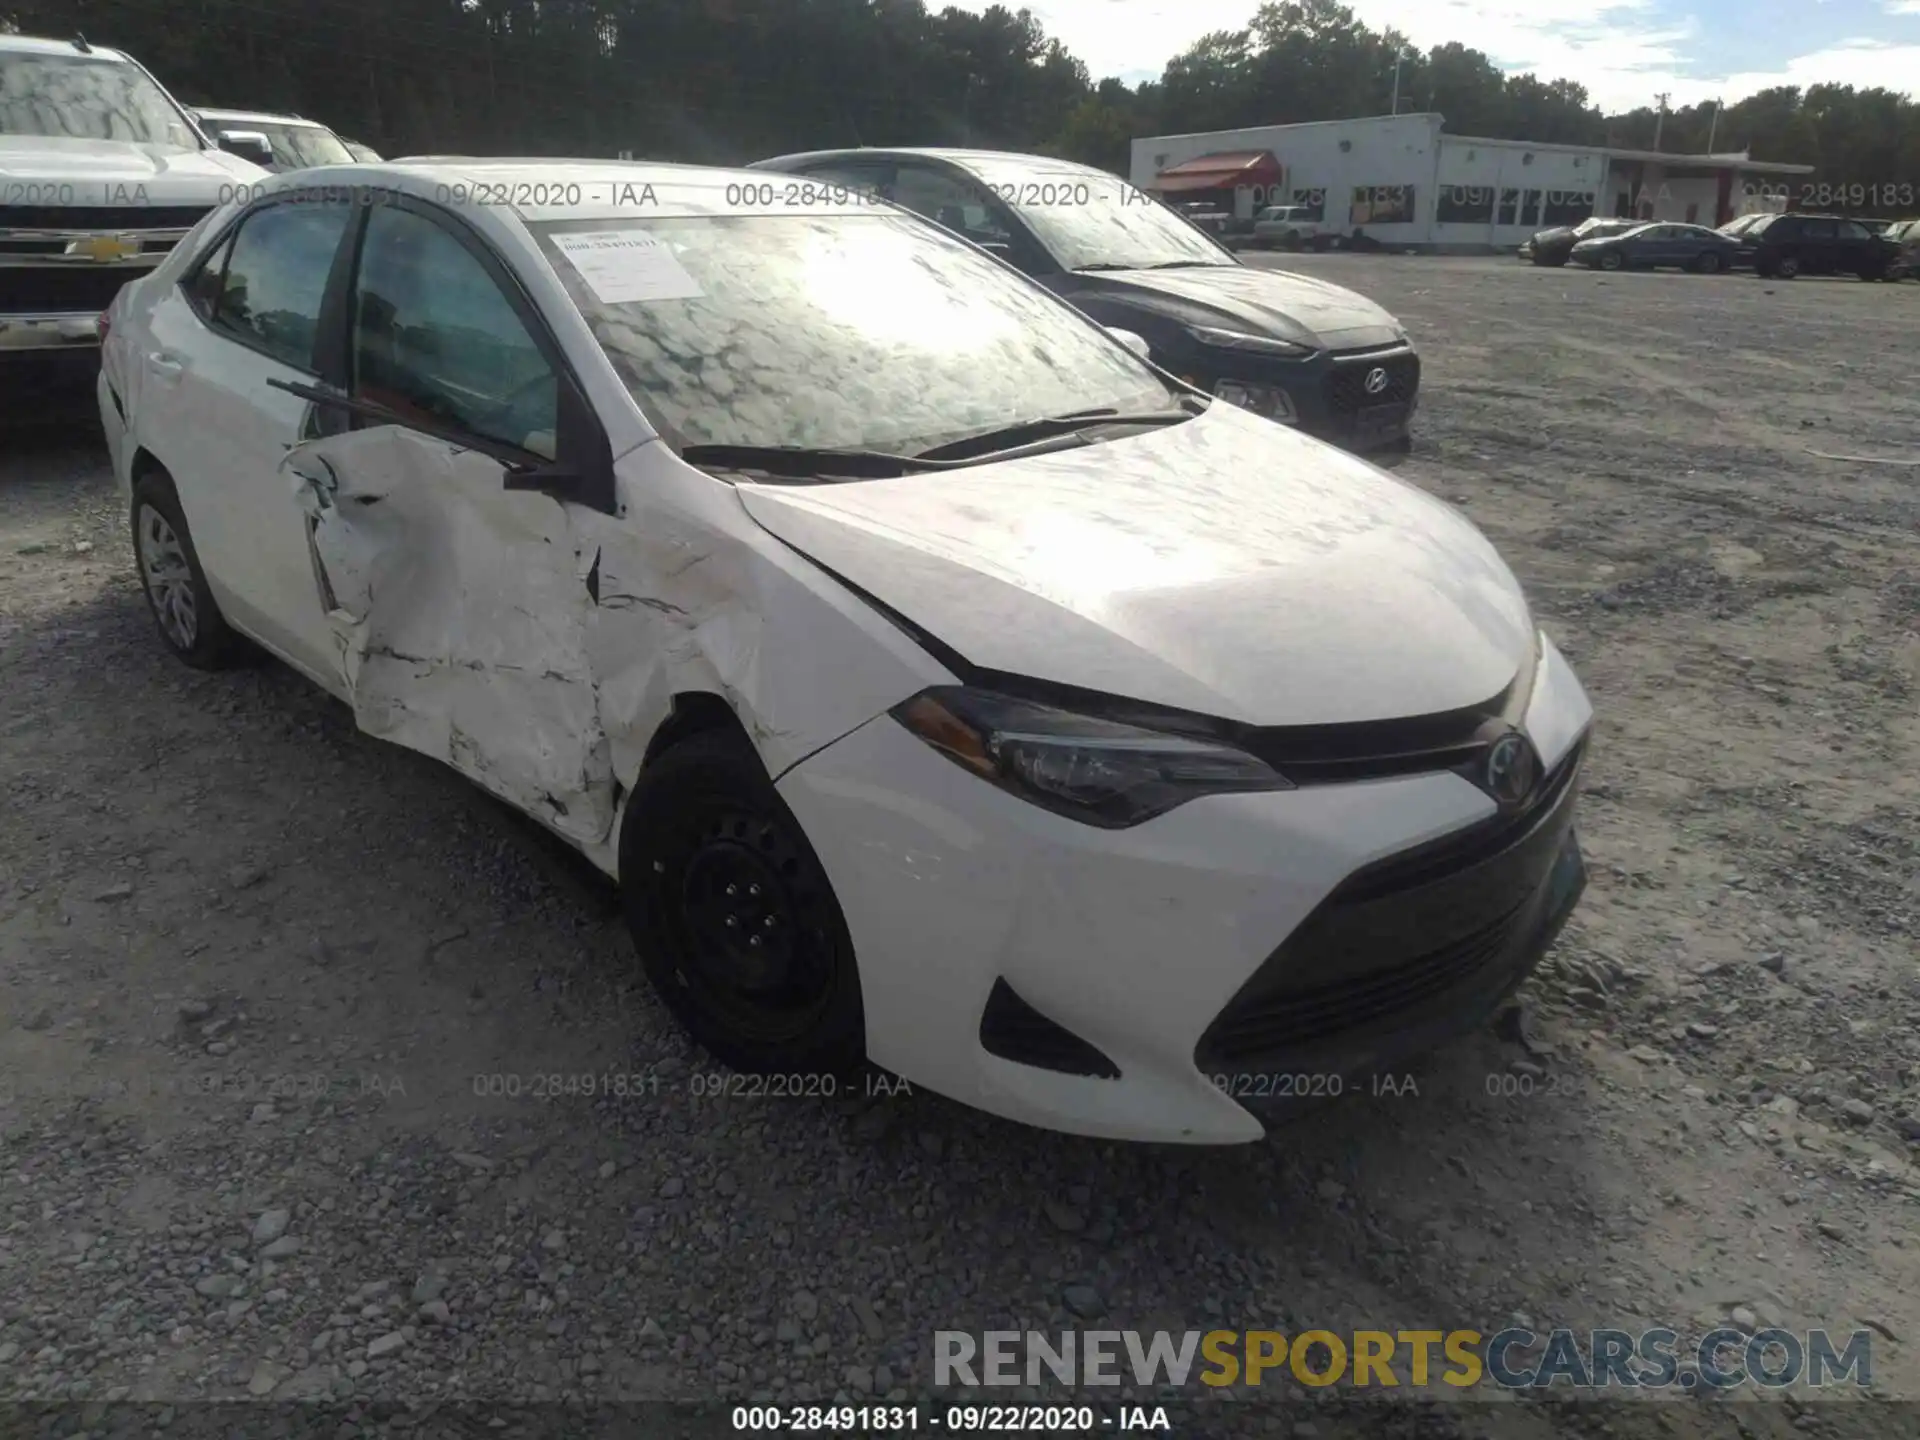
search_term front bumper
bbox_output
[0,312,103,353]
[779,633,1593,1144]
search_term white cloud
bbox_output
[953,0,1919,115]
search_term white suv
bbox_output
[0,34,269,396]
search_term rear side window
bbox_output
[191,201,351,370]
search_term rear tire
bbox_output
[1599,251,1624,271]
[130,468,249,670]
[1694,251,1723,274]
[1775,254,1800,279]
[620,728,867,1076]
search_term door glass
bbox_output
[350,205,559,459]
[1838,222,1871,241]
[891,165,1011,248]
[206,201,351,370]
[1802,220,1836,239]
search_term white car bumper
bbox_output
[778,634,1594,1144]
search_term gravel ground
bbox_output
[2,257,1917,1438]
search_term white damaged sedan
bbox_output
[98,160,1593,1144]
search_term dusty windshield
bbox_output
[0,52,200,148]
[252,122,354,169]
[962,162,1236,272]
[533,211,1179,456]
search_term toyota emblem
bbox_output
[1483,732,1540,806]
[1363,366,1390,395]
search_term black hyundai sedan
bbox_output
[1570,221,1749,273]
[749,147,1419,455]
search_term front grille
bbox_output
[1196,737,1585,1067]
[0,204,213,231]
[0,266,140,315]
[1326,349,1419,414]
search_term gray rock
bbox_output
[250,1209,291,1246]
[1730,1306,1758,1334]
[1841,1099,1876,1125]
[1063,1285,1105,1319]
[791,1290,819,1322]
[95,881,134,901]
[1686,1022,1718,1040]
[1044,1199,1085,1233]
[259,1237,301,1260]
[660,1177,685,1198]
[844,1366,874,1394]
[1758,952,1787,974]
[542,1229,566,1253]
[366,1331,408,1359]
[178,1000,213,1021]
[195,1275,238,1299]
[412,1271,446,1304]
[419,1300,452,1326]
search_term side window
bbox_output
[1838,221,1871,241]
[796,162,894,200]
[1801,219,1836,239]
[198,202,351,370]
[892,165,1011,247]
[183,229,236,318]
[350,204,558,460]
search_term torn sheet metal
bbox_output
[283,429,616,845]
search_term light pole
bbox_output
[1652,92,1670,151]
[1705,98,1723,153]
[1390,47,1410,115]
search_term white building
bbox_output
[1132,113,1816,251]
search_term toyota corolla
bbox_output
[98,160,1592,1144]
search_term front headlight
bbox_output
[891,687,1292,827]
[1214,380,1298,423]
[1185,324,1314,358]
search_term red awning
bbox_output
[1152,150,1283,193]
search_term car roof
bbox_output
[196,107,326,128]
[244,158,910,219]
[754,147,1113,183]
[0,33,134,60]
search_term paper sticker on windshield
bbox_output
[551,230,703,304]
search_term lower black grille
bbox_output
[1326,349,1419,414]
[980,978,1119,1078]
[0,267,141,315]
[1197,737,1585,1067]
[0,204,213,231]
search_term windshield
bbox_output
[533,211,1179,457]
[249,121,354,169]
[960,161,1236,272]
[0,51,200,148]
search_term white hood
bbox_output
[736,404,1534,727]
[0,136,264,202]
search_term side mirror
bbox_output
[217,130,275,168]
[1106,327,1152,361]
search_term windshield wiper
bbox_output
[1138,260,1235,269]
[913,406,1197,462]
[679,443,946,480]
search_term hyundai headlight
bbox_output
[892,687,1292,827]
[1185,324,1314,358]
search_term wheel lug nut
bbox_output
[749,884,760,897]
[763,916,774,928]
[725,916,737,928]
[726,884,737,896]
[749,936,761,947]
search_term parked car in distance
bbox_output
[1251,205,1332,250]
[0,33,269,405]
[1878,218,1919,279]
[750,147,1421,455]
[1173,199,1233,238]
[1518,216,1640,266]
[97,159,1592,1144]
[1571,222,1748,273]
[341,138,382,163]
[192,107,354,171]
[1743,212,1901,280]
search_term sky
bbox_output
[961,0,1920,115]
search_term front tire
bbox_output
[1599,250,1624,271]
[620,729,866,1075]
[1775,254,1801,279]
[1694,251,1723,274]
[130,468,248,670]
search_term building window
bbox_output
[1436,185,1494,223]
[1496,187,1521,226]
[1540,189,1593,225]
[1685,201,1699,223]
[1521,189,1543,226]
[1289,188,1325,221]
[1350,185,1414,225]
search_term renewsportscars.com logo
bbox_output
[934,1328,1873,1391]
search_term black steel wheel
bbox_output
[621,728,865,1073]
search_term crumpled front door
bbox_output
[282,426,616,844]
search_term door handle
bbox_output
[147,351,184,380]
